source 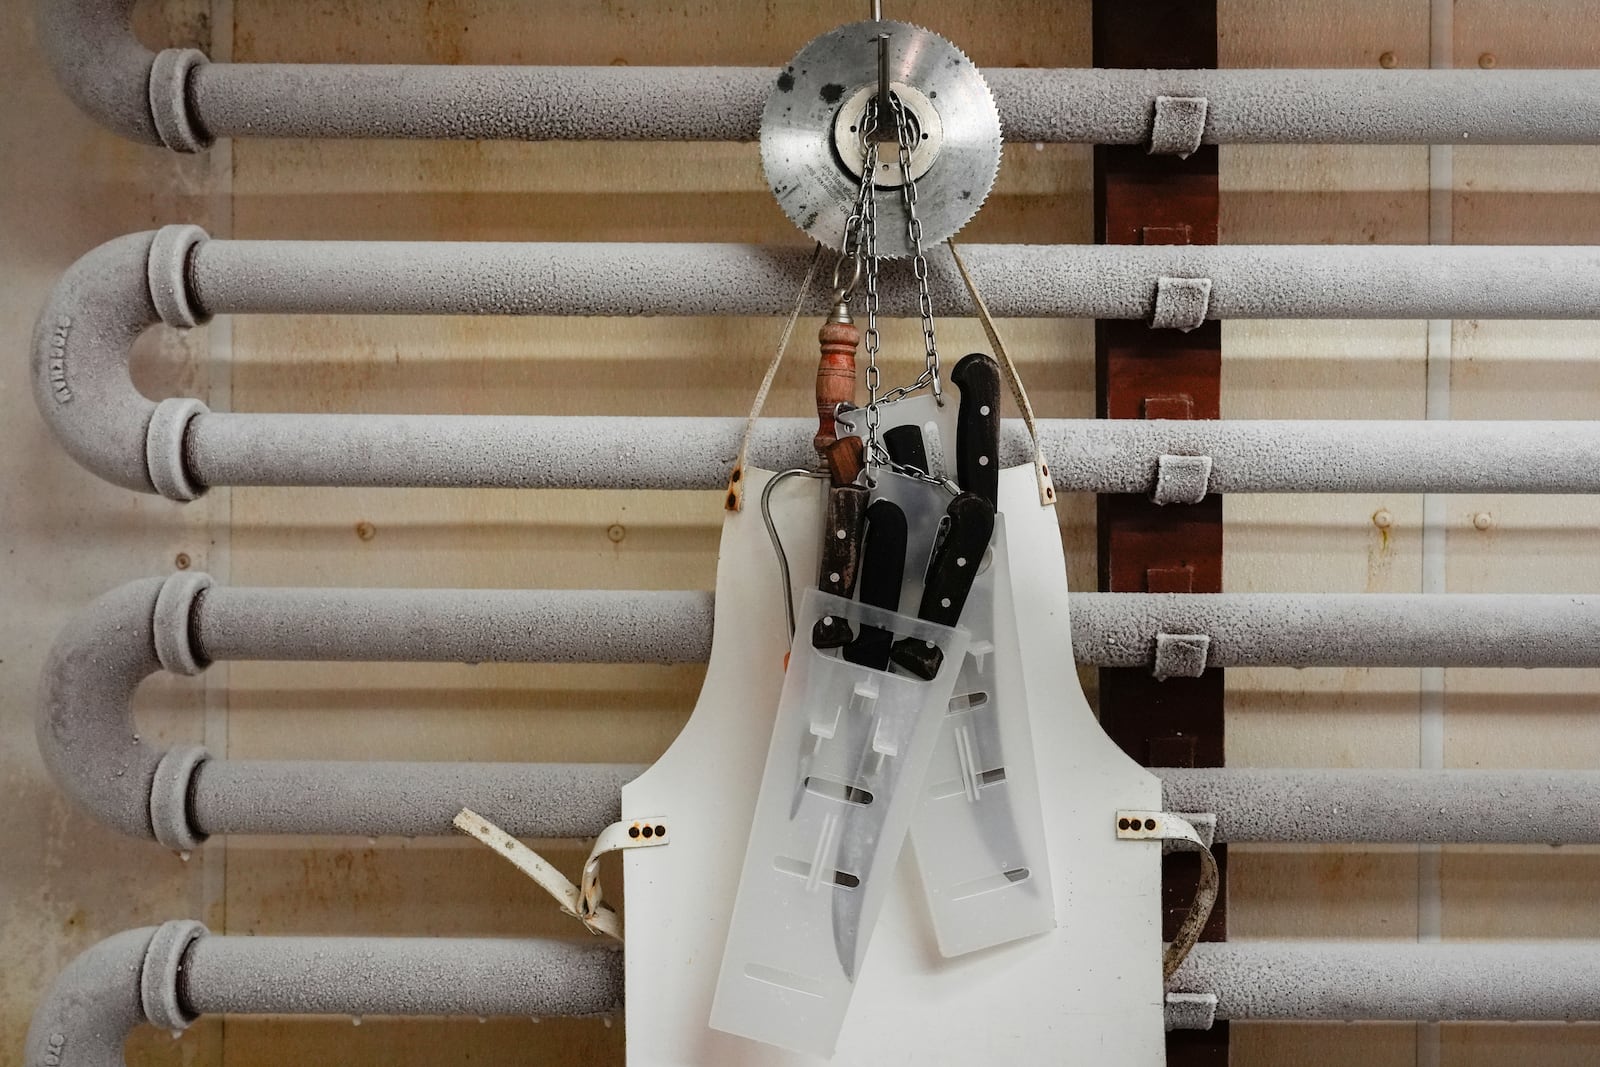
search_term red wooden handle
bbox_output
[814,319,860,455]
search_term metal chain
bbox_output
[856,101,886,468]
[889,92,942,406]
[849,91,947,472]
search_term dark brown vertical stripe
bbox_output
[1093,3,1228,1063]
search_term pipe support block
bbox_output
[1150,96,1209,157]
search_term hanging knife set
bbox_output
[711,14,1057,1057]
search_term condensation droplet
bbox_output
[178,851,192,863]
[352,1016,363,1027]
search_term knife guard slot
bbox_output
[710,589,970,1058]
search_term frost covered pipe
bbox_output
[39,575,656,844]
[37,228,1600,497]
[35,1,1600,148]
[27,925,1600,1067]
[1162,769,1600,845]
[1072,592,1600,670]
[24,921,620,1067]
[44,573,1600,845]
[1171,941,1600,1025]
[186,415,1600,497]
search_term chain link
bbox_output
[848,91,945,473]
[890,93,942,406]
[855,101,886,468]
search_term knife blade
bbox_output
[883,424,930,475]
[843,499,908,670]
[889,491,995,679]
[950,353,1001,507]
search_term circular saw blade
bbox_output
[760,20,1002,257]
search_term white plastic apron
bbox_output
[623,463,1167,1065]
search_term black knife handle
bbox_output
[843,500,908,670]
[951,353,1002,506]
[883,424,930,474]
[812,484,869,648]
[889,492,994,679]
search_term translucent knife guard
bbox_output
[909,527,1058,956]
[710,589,970,1057]
[842,401,1059,958]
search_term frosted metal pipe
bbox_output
[40,575,654,845]
[43,574,1600,845]
[1171,941,1600,1025]
[1162,769,1600,845]
[36,228,1600,496]
[184,414,1600,496]
[27,924,1600,1067]
[1072,592,1600,670]
[24,921,620,1067]
[186,238,1600,321]
[36,1,1600,148]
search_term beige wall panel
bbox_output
[1455,2,1596,69]
[1442,8,1600,1062]
[1220,6,1431,1065]
[1220,0,1427,68]
[1232,1024,1418,1067]
[1440,1025,1600,1066]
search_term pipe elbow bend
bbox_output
[34,227,212,498]
[25,921,208,1067]
[38,574,215,844]
[35,0,213,150]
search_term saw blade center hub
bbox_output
[832,82,944,188]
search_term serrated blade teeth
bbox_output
[759,19,1003,255]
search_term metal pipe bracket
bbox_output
[1152,453,1214,505]
[1149,95,1210,158]
[1152,632,1211,679]
[1151,275,1213,331]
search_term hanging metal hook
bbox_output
[874,32,895,144]
[761,468,826,640]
